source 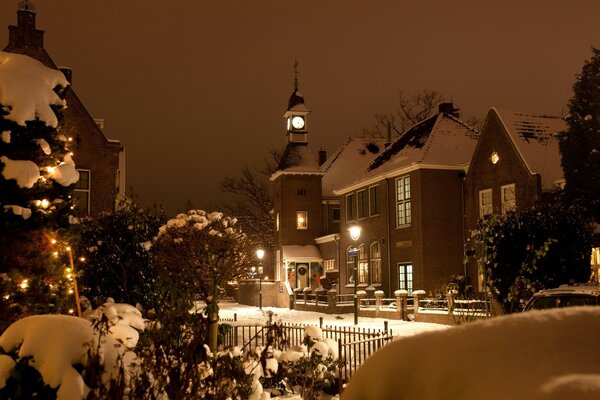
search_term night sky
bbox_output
[1,1,599,215]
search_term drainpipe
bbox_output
[460,170,467,280]
[386,179,392,296]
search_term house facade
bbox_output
[333,105,479,296]
[270,86,480,303]
[4,2,124,216]
[464,108,567,290]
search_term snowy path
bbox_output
[217,301,449,338]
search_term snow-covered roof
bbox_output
[271,143,323,180]
[321,137,387,197]
[493,108,566,190]
[282,245,323,262]
[0,51,68,127]
[335,113,479,194]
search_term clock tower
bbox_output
[283,61,309,144]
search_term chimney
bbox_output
[318,147,327,166]
[385,121,392,147]
[438,102,460,118]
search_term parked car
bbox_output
[523,284,600,311]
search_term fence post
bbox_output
[413,290,426,315]
[315,287,325,306]
[395,290,408,320]
[446,290,455,316]
[327,288,337,312]
[303,286,312,305]
[319,317,323,329]
[338,339,344,395]
[357,290,367,316]
[384,320,388,334]
[293,288,302,309]
[374,290,384,315]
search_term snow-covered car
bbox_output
[523,284,600,311]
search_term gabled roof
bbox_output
[493,108,566,190]
[333,113,478,194]
[321,137,387,197]
[270,143,322,180]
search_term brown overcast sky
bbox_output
[1,1,599,215]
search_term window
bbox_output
[479,189,493,218]
[346,193,356,221]
[358,244,368,284]
[370,242,382,283]
[324,259,337,272]
[357,190,367,219]
[396,176,411,226]
[296,211,307,229]
[501,184,516,214]
[73,169,90,215]
[332,207,340,222]
[369,185,379,216]
[398,263,413,295]
[276,213,280,231]
[346,247,356,284]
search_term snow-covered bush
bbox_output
[0,300,144,400]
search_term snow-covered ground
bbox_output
[343,306,600,400]
[216,301,449,338]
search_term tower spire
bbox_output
[293,59,299,91]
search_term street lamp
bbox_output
[348,225,362,325]
[256,249,265,310]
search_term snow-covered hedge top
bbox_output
[156,209,239,239]
[0,51,68,127]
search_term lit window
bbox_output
[369,185,379,216]
[398,263,413,295]
[346,193,356,222]
[479,189,493,218]
[276,213,280,231]
[296,211,308,229]
[324,259,337,272]
[396,176,411,227]
[347,247,356,284]
[358,244,368,284]
[501,184,516,214]
[357,190,367,219]
[73,169,91,215]
[371,242,381,283]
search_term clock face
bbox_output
[291,116,305,129]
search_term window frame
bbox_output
[395,175,411,227]
[501,183,516,214]
[73,169,91,215]
[398,263,413,295]
[358,244,368,284]
[346,246,356,285]
[370,242,382,283]
[296,211,308,230]
[369,185,379,216]
[346,193,356,222]
[357,189,367,219]
[479,188,493,218]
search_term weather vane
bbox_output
[18,0,36,12]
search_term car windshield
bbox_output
[528,294,600,310]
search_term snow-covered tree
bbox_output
[559,47,600,224]
[151,210,255,349]
[73,198,165,309]
[0,52,79,330]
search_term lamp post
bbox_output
[348,225,362,325]
[256,249,265,310]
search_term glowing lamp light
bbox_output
[3,295,9,300]
[50,238,57,245]
[68,309,74,314]
[20,279,29,290]
[68,137,73,142]
[79,257,86,262]
[256,249,265,260]
[69,289,74,294]
[36,199,50,208]
[490,151,500,165]
[53,251,59,257]
[348,225,362,241]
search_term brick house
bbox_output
[464,108,566,290]
[333,104,479,296]
[4,2,124,216]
